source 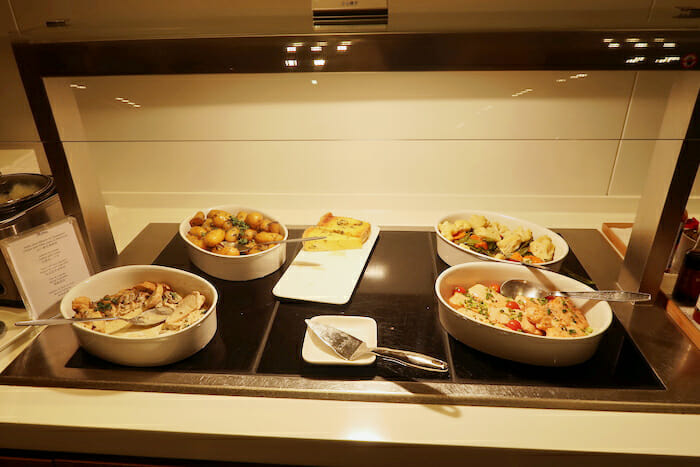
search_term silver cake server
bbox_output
[305,319,448,372]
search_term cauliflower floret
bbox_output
[474,225,502,242]
[529,235,555,261]
[468,214,488,229]
[497,233,523,257]
[438,221,457,238]
[494,222,511,237]
[454,219,472,233]
[512,226,532,243]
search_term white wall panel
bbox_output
[78,140,617,197]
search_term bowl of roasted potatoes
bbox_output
[179,206,288,281]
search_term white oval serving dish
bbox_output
[435,210,569,271]
[435,262,613,366]
[60,265,218,367]
[179,205,288,281]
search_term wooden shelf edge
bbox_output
[601,222,632,259]
[662,293,700,350]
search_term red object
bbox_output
[489,284,501,293]
[453,286,466,294]
[683,217,699,232]
[693,309,700,326]
[682,53,698,69]
[506,301,520,310]
[506,319,522,331]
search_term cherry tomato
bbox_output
[506,301,520,310]
[489,284,501,293]
[453,286,466,294]
[506,319,522,331]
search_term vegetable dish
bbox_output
[438,214,555,263]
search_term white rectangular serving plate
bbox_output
[273,225,380,305]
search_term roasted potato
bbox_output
[204,229,225,248]
[255,231,283,244]
[189,211,205,226]
[246,212,263,229]
[225,227,241,242]
[268,222,282,235]
[188,226,207,237]
[212,214,230,228]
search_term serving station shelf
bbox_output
[2,226,698,414]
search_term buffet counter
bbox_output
[0,225,699,466]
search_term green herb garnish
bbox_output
[229,217,249,231]
[95,301,112,312]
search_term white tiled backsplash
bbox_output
[39,70,700,252]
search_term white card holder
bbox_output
[0,216,93,319]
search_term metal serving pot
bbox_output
[0,173,64,305]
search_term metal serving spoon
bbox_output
[235,236,326,253]
[15,307,174,327]
[500,279,651,302]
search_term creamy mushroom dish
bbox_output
[447,283,592,337]
[71,281,208,337]
[439,214,555,264]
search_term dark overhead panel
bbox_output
[11,31,700,76]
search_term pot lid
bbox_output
[0,173,55,218]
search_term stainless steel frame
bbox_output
[9,31,700,295]
[619,78,700,297]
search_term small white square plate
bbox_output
[302,315,377,365]
[0,307,32,353]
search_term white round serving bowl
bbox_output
[179,205,288,281]
[435,262,613,366]
[60,265,218,367]
[435,210,569,271]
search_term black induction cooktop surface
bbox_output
[53,229,661,391]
